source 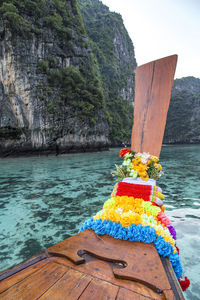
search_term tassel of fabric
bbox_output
[178,276,190,291]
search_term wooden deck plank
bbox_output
[47,230,170,293]
[50,258,163,299]
[117,287,149,300]
[0,260,49,294]
[161,257,185,300]
[163,290,177,300]
[0,262,68,300]
[38,268,91,300]
[0,229,184,300]
[79,278,119,300]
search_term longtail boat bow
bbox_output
[0,55,189,300]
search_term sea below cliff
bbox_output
[0,145,200,300]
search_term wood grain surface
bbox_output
[0,260,48,293]
[49,256,163,300]
[117,287,147,300]
[0,230,184,300]
[39,269,91,300]
[0,263,67,300]
[46,229,170,293]
[131,54,177,157]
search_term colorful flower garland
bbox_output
[111,148,163,181]
[79,149,190,291]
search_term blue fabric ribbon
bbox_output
[79,218,183,279]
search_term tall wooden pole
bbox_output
[131,55,177,157]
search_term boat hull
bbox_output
[0,229,184,299]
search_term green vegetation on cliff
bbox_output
[0,0,83,37]
[2,0,199,151]
[47,64,104,123]
[1,0,137,145]
[0,0,137,155]
[78,0,137,144]
[0,0,107,128]
[164,77,200,144]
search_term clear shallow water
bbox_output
[0,145,200,300]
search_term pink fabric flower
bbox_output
[157,211,171,226]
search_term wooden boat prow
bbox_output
[0,229,184,299]
[0,55,186,299]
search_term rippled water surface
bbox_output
[0,145,200,299]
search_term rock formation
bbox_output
[0,0,137,156]
[164,77,200,144]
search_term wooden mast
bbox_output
[131,55,177,157]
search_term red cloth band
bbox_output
[115,182,153,201]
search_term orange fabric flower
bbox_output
[141,173,149,181]
[120,212,133,227]
[132,157,141,166]
[132,214,142,225]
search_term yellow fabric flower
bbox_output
[134,207,144,215]
[132,157,141,166]
[138,170,147,177]
[140,162,148,170]
[154,163,162,170]
[93,192,177,252]
[164,235,175,246]
[94,210,105,220]
[132,214,142,225]
[135,198,144,205]
[103,198,116,209]
[155,163,162,170]
[153,225,165,237]
[157,192,164,200]
[151,155,159,163]
[120,212,133,227]
[162,205,166,212]
[140,173,149,181]
[132,165,141,171]
[148,206,161,216]
[111,183,118,197]
[120,204,131,212]
[105,209,121,223]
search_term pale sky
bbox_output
[101,0,200,79]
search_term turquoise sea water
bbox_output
[0,145,200,299]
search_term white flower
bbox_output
[164,227,170,235]
[124,153,133,159]
[130,169,138,179]
[122,158,131,166]
[135,152,151,163]
[158,171,164,177]
[116,208,123,215]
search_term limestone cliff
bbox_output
[78,0,137,143]
[0,0,137,156]
[0,0,109,156]
[164,77,200,144]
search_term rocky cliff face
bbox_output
[78,0,137,143]
[0,0,109,156]
[0,0,137,156]
[164,77,200,144]
[1,1,198,156]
